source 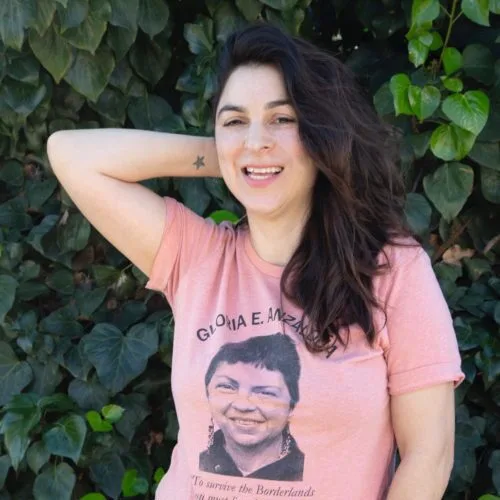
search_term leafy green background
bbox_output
[0,0,499,498]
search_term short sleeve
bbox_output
[145,197,227,305]
[376,245,465,396]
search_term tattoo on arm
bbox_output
[193,155,205,170]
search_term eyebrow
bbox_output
[217,99,292,120]
[213,375,281,391]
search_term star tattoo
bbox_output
[193,155,205,170]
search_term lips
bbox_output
[242,165,284,177]
[229,417,264,425]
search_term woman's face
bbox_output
[207,361,293,449]
[214,64,317,220]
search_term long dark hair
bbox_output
[211,23,414,353]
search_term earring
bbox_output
[207,418,215,449]
[280,424,292,458]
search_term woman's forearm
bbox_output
[386,452,452,500]
[47,128,220,181]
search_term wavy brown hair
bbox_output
[211,23,415,353]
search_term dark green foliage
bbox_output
[0,0,499,498]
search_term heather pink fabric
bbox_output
[146,197,464,500]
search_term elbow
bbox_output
[47,130,73,173]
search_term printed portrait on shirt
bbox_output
[199,333,304,481]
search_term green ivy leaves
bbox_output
[442,91,490,136]
[462,0,490,26]
[423,162,474,221]
[83,323,158,394]
[390,72,489,160]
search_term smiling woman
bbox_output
[47,21,464,500]
[199,334,304,481]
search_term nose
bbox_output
[231,392,258,412]
[244,122,274,152]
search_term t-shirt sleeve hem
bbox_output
[144,197,179,293]
[389,362,465,396]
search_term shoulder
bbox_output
[376,236,425,272]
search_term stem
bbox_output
[438,0,460,69]
[440,4,451,18]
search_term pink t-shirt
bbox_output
[146,197,464,500]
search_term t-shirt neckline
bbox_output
[243,230,284,278]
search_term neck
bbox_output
[224,434,283,476]
[246,206,310,267]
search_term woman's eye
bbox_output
[254,389,278,398]
[223,119,243,127]
[216,383,236,392]
[275,117,295,124]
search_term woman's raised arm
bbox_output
[47,128,220,276]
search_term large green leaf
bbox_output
[1,78,46,117]
[83,323,158,394]
[28,358,63,396]
[114,393,150,442]
[39,304,85,337]
[128,94,185,132]
[260,0,299,9]
[6,53,40,85]
[481,166,500,203]
[62,341,93,380]
[2,414,33,470]
[0,341,33,406]
[0,455,11,490]
[0,0,36,50]
[463,44,495,85]
[26,441,50,474]
[58,0,88,33]
[129,33,171,86]
[408,37,430,68]
[491,0,500,13]
[138,0,169,37]
[57,212,91,252]
[32,0,57,37]
[43,414,86,464]
[25,177,58,209]
[62,0,111,54]
[408,85,440,120]
[29,23,74,83]
[423,162,474,221]
[175,178,212,215]
[410,0,439,26]
[0,198,32,230]
[442,47,463,76]
[89,452,125,499]
[468,142,500,170]
[64,45,115,102]
[235,0,262,20]
[184,19,214,55]
[109,0,138,31]
[461,0,489,26]
[430,123,476,161]
[68,377,110,411]
[405,193,432,236]
[442,91,489,136]
[0,275,18,322]
[389,74,412,116]
[33,463,76,500]
[106,25,136,60]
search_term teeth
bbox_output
[246,167,283,174]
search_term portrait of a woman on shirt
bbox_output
[199,334,304,481]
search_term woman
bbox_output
[200,334,304,481]
[47,22,464,500]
